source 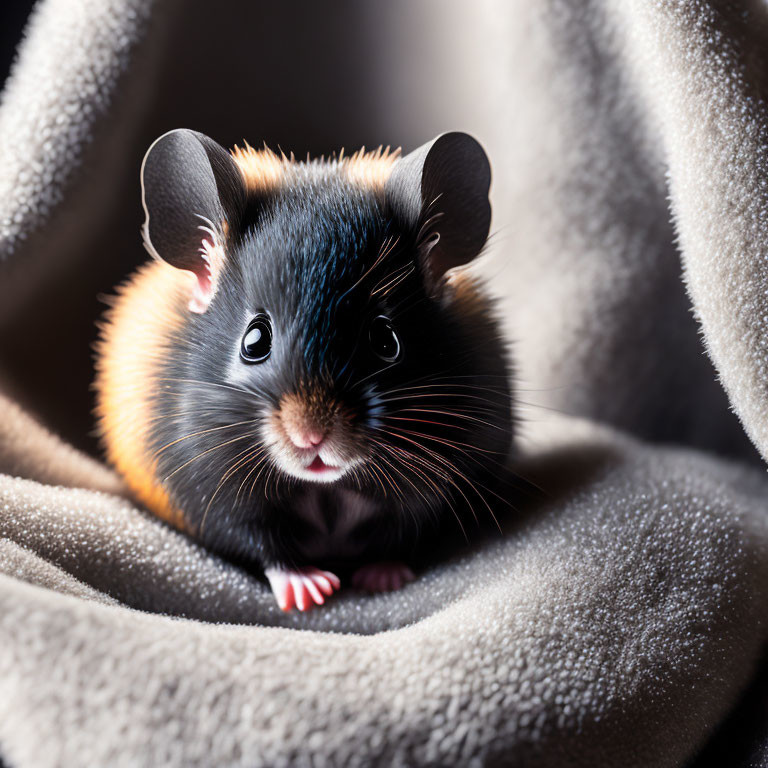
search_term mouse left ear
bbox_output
[140,128,246,312]
[385,132,491,289]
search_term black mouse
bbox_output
[95,128,514,611]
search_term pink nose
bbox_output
[286,426,326,449]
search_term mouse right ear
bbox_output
[140,128,246,312]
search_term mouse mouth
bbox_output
[262,426,354,484]
[306,456,341,474]
[289,450,347,483]
[270,449,347,483]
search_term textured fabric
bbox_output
[2,416,768,768]
[3,0,768,766]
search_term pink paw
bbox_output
[351,561,415,593]
[265,566,341,612]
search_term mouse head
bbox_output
[141,129,510,510]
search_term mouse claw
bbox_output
[265,566,341,612]
[351,561,415,593]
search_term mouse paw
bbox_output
[265,566,341,612]
[351,561,415,593]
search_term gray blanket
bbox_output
[3,1,768,766]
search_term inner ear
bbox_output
[140,128,246,312]
[386,132,491,291]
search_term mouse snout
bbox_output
[284,423,326,450]
[267,388,361,481]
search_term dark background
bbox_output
[0,0,34,87]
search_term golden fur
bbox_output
[230,144,400,195]
[94,259,193,530]
[230,144,286,194]
[445,270,497,325]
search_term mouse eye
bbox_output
[369,315,400,363]
[240,314,272,363]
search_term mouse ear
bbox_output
[386,132,491,289]
[140,128,246,312]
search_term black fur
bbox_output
[145,137,514,574]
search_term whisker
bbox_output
[200,444,264,535]
[263,462,279,502]
[372,450,431,531]
[379,398,502,419]
[380,382,510,398]
[143,405,248,427]
[379,392,508,412]
[363,462,389,498]
[367,452,408,507]
[155,377,254,397]
[396,407,507,431]
[386,415,472,432]
[372,426,505,532]
[383,421,514,477]
[235,453,270,507]
[162,433,256,481]
[246,454,273,506]
[334,234,401,309]
[152,418,260,458]
[376,436,477,534]
[371,263,414,297]
[383,425,505,455]
[374,440,465,529]
[348,358,400,391]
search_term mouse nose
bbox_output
[277,390,336,451]
[284,423,327,450]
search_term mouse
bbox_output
[94,128,514,611]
